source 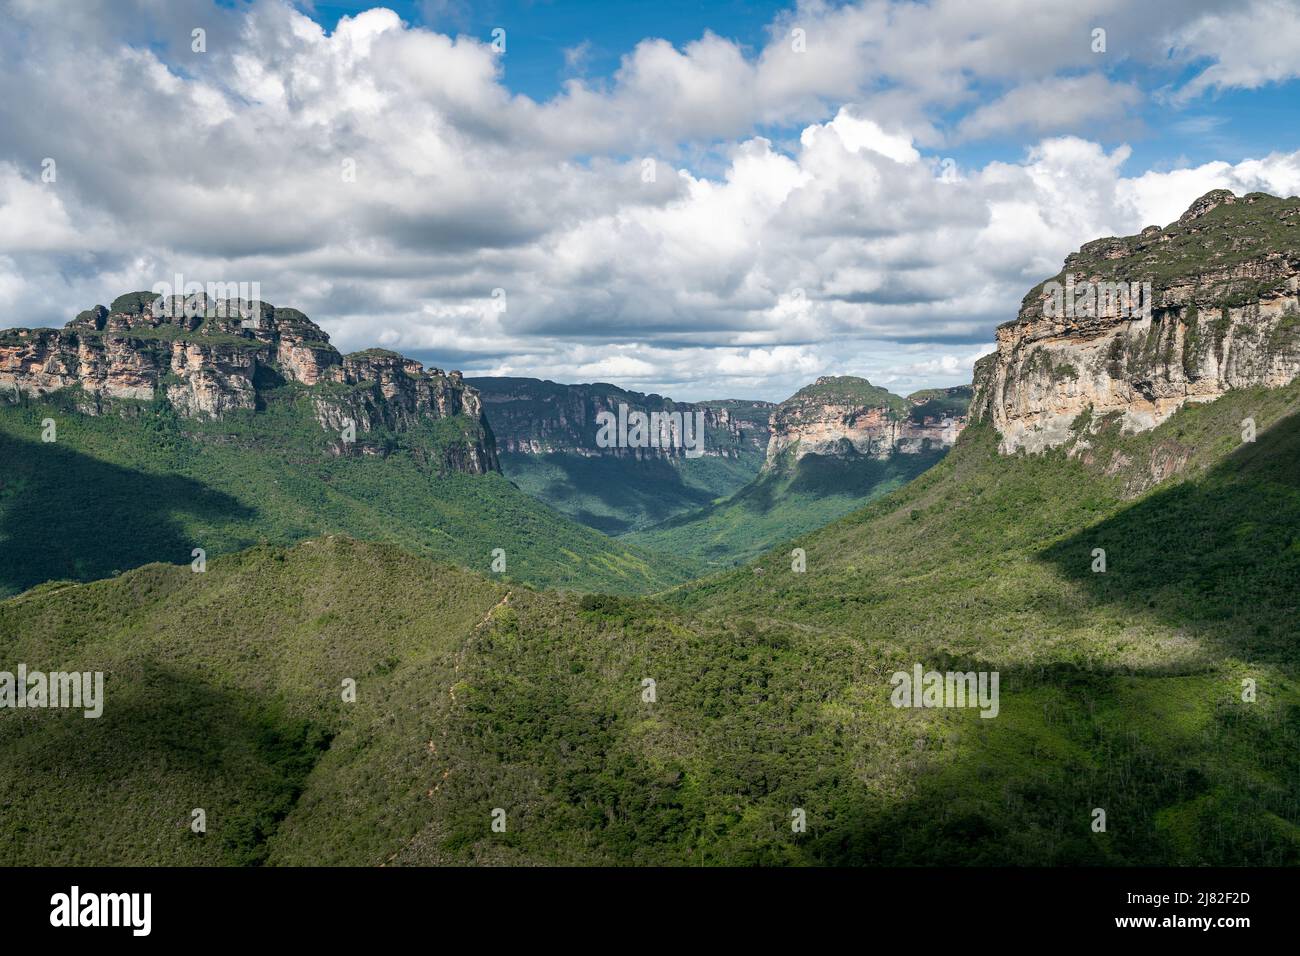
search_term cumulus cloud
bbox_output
[1165,0,1300,104]
[955,75,1143,142]
[0,0,1297,400]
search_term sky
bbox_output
[2,0,1300,401]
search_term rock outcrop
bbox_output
[0,291,498,474]
[467,376,773,462]
[764,377,970,468]
[973,190,1300,454]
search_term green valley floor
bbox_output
[3,382,1298,864]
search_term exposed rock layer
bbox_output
[0,292,497,474]
[764,377,970,468]
[973,190,1300,454]
[467,377,773,461]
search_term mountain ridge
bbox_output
[2,291,498,475]
[973,189,1300,456]
[6,193,1300,866]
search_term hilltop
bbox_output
[975,190,1300,455]
[0,294,686,595]
[467,376,773,535]
[627,377,970,567]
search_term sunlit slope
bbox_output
[5,383,1299,865]
[627,447,945,569]
[0,390,688,596]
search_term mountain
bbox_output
[467,376,772,461]
[468,374,967,549]
[670,190,1300,863]
[627,377,970,567]
[765,376,968,464]
[6,389,1296,865]
[2,290,497,472]
[468,376,773,534]
[976,189,1300,455]
[0,294,686,595]
[5,191,1299,866]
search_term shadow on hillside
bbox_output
[1038,409,1300,666]
[0,661,330,866]
[0,432,256,596]
[649,448,950,532]
[790,417,1300,864]
[784,449,945,499]
[795,660,1300,866]
[504,453,724,534]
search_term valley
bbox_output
[2,189,1299,867]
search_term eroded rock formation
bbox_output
[0,291,498,474]
[764,377,970,468]
[973,190,1300,454]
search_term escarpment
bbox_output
[0,291,498,474]
[467,376,774,461]
[973,190,1300,455]
[764,376,970,468]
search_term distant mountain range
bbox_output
[0,292,971,582]
[0,294,685,596]
[469,374,971,560]
[3,190,1299,866]
[467,377,774,535]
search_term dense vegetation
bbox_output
[0,387,687,597]
[1022,191,1300,308]
[784,375,910,414]
[628,446,946,568]
[674,383,1300,864]
[5,381,1296,865]
[498,451,759,536]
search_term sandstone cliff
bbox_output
[764,376,969,469]
[467,376,773,462]
[0,291,498,474]
[973,190,1300,455]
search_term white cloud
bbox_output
[955,75,1142,142]
[0,0,1297,401]
[1166,0,1300,103]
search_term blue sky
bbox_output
[296,1,1300,178]
[308,1,789,98]
[3,0,1300,400]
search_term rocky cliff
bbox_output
[973,190,1300,455]
[467,376,773,462]
[764,376,970,468]
[0,291,498,474]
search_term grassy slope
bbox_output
[786,376,909,415]
[673,383,1300,863]
[498,451,758,536]
[0,538,507,865]
[626,377,966,569]
[0,388,687,597]
[626,448,946,569]
[5,385,1296,865]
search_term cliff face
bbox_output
[764,377,970,468]
[467,377,773,462]
[0,291,498,474]
[973,190,1300,455]
[471,375,970,470]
